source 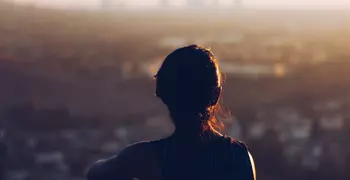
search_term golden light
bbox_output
[274,63,286,78]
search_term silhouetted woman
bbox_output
[87,45,256,180]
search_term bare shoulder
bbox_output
[226,137,252,162]
[86,141,156,180]
[227,137,248,148]
[222,136,249,154]
[226,137,256,180]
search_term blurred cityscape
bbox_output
[1,1,350,180]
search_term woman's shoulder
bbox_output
[219,135,248,151]
[86,141,158,180]
[223,136,256,180]
[218,136,252,165]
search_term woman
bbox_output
[87,45,256,180]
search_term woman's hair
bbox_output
[155,44,227,132]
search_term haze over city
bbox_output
[1,0,350,179]
[10,0,350,9]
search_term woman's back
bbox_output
[87,133,255,180]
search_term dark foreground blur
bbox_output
[1,2,350,180]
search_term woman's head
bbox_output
[155,45,224,131]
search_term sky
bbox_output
[12,0,350,9]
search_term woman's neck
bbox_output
[170,128,222,146]
[169,111,222,141]
[171,123,221,143]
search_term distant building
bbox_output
[300,144,323,170]
[35,151,64,164]
[101,142,120,153]
[35,151,69,173]
[114,127,128,141]
[6,170,29,180]
[228,118,242,140]
[319,115,344,131]
[247,121,267,140]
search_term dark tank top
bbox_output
[153,135,249,180]
[87,135,253,180]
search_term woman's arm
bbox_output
[86,145,138,180]
[87,154,127,180]
[86,142,151,180]
[248,152,257,180]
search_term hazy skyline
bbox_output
[11,0,350,9]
